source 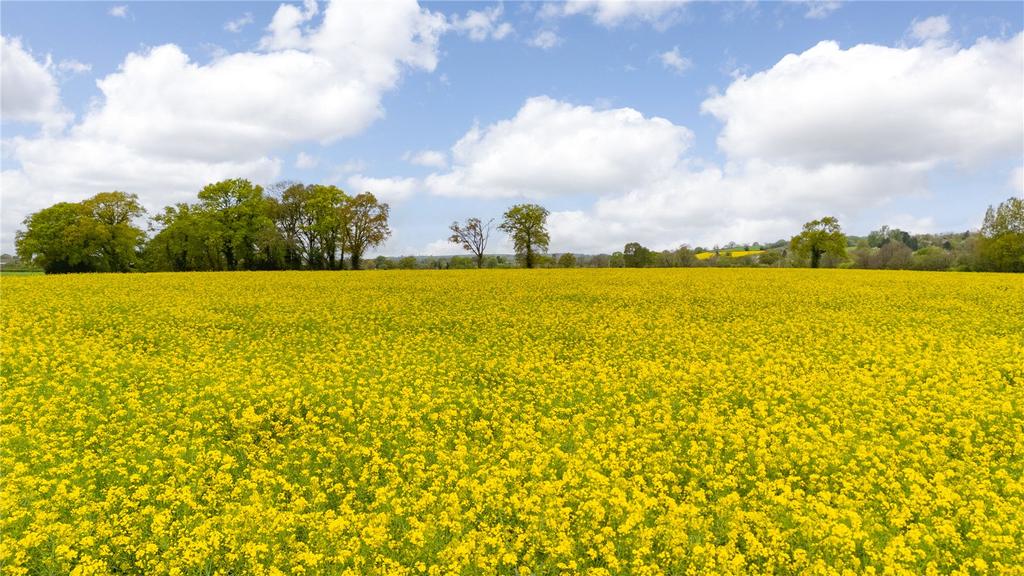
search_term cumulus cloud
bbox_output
[108,5,128,18]
[702,34,1023,169]
[528,30,562,50]
[542,0,688,30]
[404,149,447,169]
[910,15,950,41]
[449,5,513,41]
[1,0,448,249]
[224,12,255,33]
[659,46,692,73]
[347,174,417,203]
[355,29,1022,252]
[0,36,70,132]
[424,96,693,198]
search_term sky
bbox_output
[1,0,1022,256]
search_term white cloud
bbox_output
[1,0,448,250]
[659,46,692,73]
[544,160,929,252]
[385,30,1023,253]
[347,174,417,203]
[425,96,693,198]
[528,30,562,50]
[0,36,70,133]
[108,5,128,18]
[449,5,514,41]
[295,152,319,169]
[1010,166,1024,196]
[543,0,688,30]
[803,1,841,20]
[57,59,92,74]
[260,0,319,50]
[910,15,950,42]
[224,12,255,33]
[701,34,1024,169]
[404,149,447,168]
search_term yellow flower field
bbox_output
[2,269,1022,576]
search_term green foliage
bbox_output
[345,192,391,270]
[623,242,655,268]
[557,253,577,268]
[399,256,418,270]
[978,197,1024,273]
[868,225,918,251]
[16,192,146,274]
[498,204,550,268]
[790,216,847,268]
[196,179,280,270]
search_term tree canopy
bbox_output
[789,216,847,268]
[498,204,550,268]
[979,197,1024,273]
[16,191,146,273]
[345,192,391,270]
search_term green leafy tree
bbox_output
[344,192,391,270]
[623,242,654,268]
[146,203,227,271]
[304,184,349,269]
[197,179,279,270]
[790,216,847,268]
[267,182,307,269]
[448,217,493,268]
[498,203,550,268]
[978,197,1024,272]
[557,252,576,268]
[16,192,146,274]
[80,192,147,272]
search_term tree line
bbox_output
[10,180,1023,274]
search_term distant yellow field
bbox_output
[2,269,1023,575]
[695,249,767,260]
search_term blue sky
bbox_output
[2,1,1022,255]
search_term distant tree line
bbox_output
[11,185,1023,274]
[15,179,391,273]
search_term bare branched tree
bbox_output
[448,217,494,268]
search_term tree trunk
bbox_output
[811,247,822,268]
[476,253,484,268]
[350,252,361,271]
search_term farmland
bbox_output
[2,269,1023,576]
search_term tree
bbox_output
[448,217,493,268]
[145,203,227,271]
[623,242,654,268]
[978,197,1024,272]
[557,253,576,268]
[344,192,391,270]
[790,216,847,268]
[197,179,278,270]
[498,203,549,268]
[16,192,147,274]
[868,225,918,251]
[81,192,147,272]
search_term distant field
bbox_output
[695,249,767,260]
[2,269,1022,575]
